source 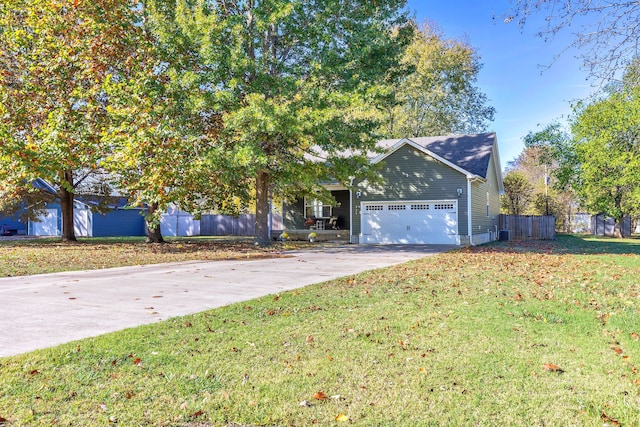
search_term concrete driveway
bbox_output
[0,244,453,357]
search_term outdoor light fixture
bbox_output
[456,188,463,196]
[356,191,362,198]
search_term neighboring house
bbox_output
[283,133,504,245]
[28,200,93,237]
[90,198,146,237]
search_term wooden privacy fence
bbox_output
[200,214,283,236]
[499,214,556,240]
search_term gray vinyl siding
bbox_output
[470,147,501,236]
[351,145,468,235]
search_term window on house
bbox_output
[305,199,332,218]
[486,192,490,217]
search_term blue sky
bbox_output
[406,1,595,167]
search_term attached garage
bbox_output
[360,200,459,245]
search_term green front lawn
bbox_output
[2,235,640,426]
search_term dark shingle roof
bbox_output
[377,133,497,179]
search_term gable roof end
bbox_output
[375,133,498,179]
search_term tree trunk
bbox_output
[614,215,626,238]
[145,202,165,243]
[59,172,77,242]
[254,169,271,246]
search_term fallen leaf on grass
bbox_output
[543,363,564,373]
[601,411,621,426]
[631,332,640,340]
[335,413,349,422]
[612,346,624,354]
[313,391,327,400]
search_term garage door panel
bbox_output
[361,201,458,245]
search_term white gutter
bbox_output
[467,178,473,246]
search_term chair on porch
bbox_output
[328,216,339,230]
[305,217,316,229]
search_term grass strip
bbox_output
[0,237,316,277]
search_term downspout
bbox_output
[268,197,272,240]
[467,178,473,246]
[349,177,354,244]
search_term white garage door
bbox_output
[361,201,459,245]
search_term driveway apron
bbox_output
[0,245,453,357]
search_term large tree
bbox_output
[503,0,640,81]
[515,132,578,230]
[526,65,640,236]
[385,23,495,138]
[157,0,412,245]
[569,78,640,235]
[501,171,534,215]
[0,0,141,241]
[101,0,238,243]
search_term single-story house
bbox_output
[283,133,504,245]
[29,200,93,237]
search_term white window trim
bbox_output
[304,198,332,218]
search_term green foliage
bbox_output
[0,0,142,241]
[501,171,534,215]
[153,0,411,244]
[570,76,640,223]
[522,63,640,234]
[506,144,578,229]
[385,22,495,138]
